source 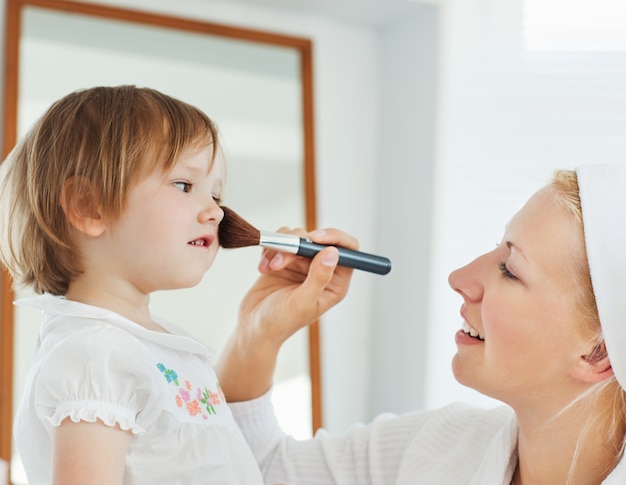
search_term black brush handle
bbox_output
[297,239,392,275]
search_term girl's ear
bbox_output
[571,340,614,384]
[61,177,105,237]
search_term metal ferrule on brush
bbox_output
[259,230,301,254]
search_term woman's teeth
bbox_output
[189,239,206,246]
[462,321,484,340]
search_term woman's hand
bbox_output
[216,227,357,402]
[240,227,357,344]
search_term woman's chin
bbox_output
[451,354,482,392]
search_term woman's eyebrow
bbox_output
[506,240,528,261]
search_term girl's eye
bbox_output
[212,195,222,205]
[498,262,517,280]
[173,181,192,193]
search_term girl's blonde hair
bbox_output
[0,85,219,296]
[551,169,626,476]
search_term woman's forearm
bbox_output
[216,324,283,402]
[217,228,353,402]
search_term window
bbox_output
[523,0,626,51]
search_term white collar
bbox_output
[16,293,213,357]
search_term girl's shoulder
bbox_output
[18,293,210,356]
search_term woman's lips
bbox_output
[461,320,485,340]
[459,307,485,340]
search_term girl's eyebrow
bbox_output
[172,160,217,178]
[173,162,203,174]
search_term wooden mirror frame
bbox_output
[0,0,320,466]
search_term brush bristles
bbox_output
[219,207,261,249]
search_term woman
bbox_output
[217,165,626,484]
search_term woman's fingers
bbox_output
[258,226,360,273]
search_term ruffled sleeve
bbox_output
[33,324,156,436]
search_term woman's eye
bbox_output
[173,181,192,193]
[498,262,517,280]
[212,194,222,204]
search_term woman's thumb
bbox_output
[305,246,339,293]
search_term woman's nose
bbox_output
[448,256,485,303]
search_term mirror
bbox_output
[0,0,319,475]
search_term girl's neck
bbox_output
[65,283,161,332]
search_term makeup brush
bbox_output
[219,207,392,275]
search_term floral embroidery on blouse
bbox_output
[156,363,179,385]
[156,363,225,419]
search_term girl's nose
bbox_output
[448,255,486,303]
[199,199,224,224]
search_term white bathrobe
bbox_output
[230,391,626,484]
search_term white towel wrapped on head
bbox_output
[576,164,626,390]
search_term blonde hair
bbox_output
[551,169,626,477]
[0,85,219,295]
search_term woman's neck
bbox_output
[513,394,620,485]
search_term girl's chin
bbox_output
[161,274,207,291]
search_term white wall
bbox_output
[104,1,436,432]
[427,0,626,409]
[2,0,441,434]
[6,0,626,443]
[369,6,439,417]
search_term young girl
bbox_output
[217,165,626,484]
[0,85,351,485]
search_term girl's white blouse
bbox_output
[13,294,263,485]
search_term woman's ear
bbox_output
[571,340,614,384]
[61,177,105,237]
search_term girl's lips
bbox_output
[188,235,214,247]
